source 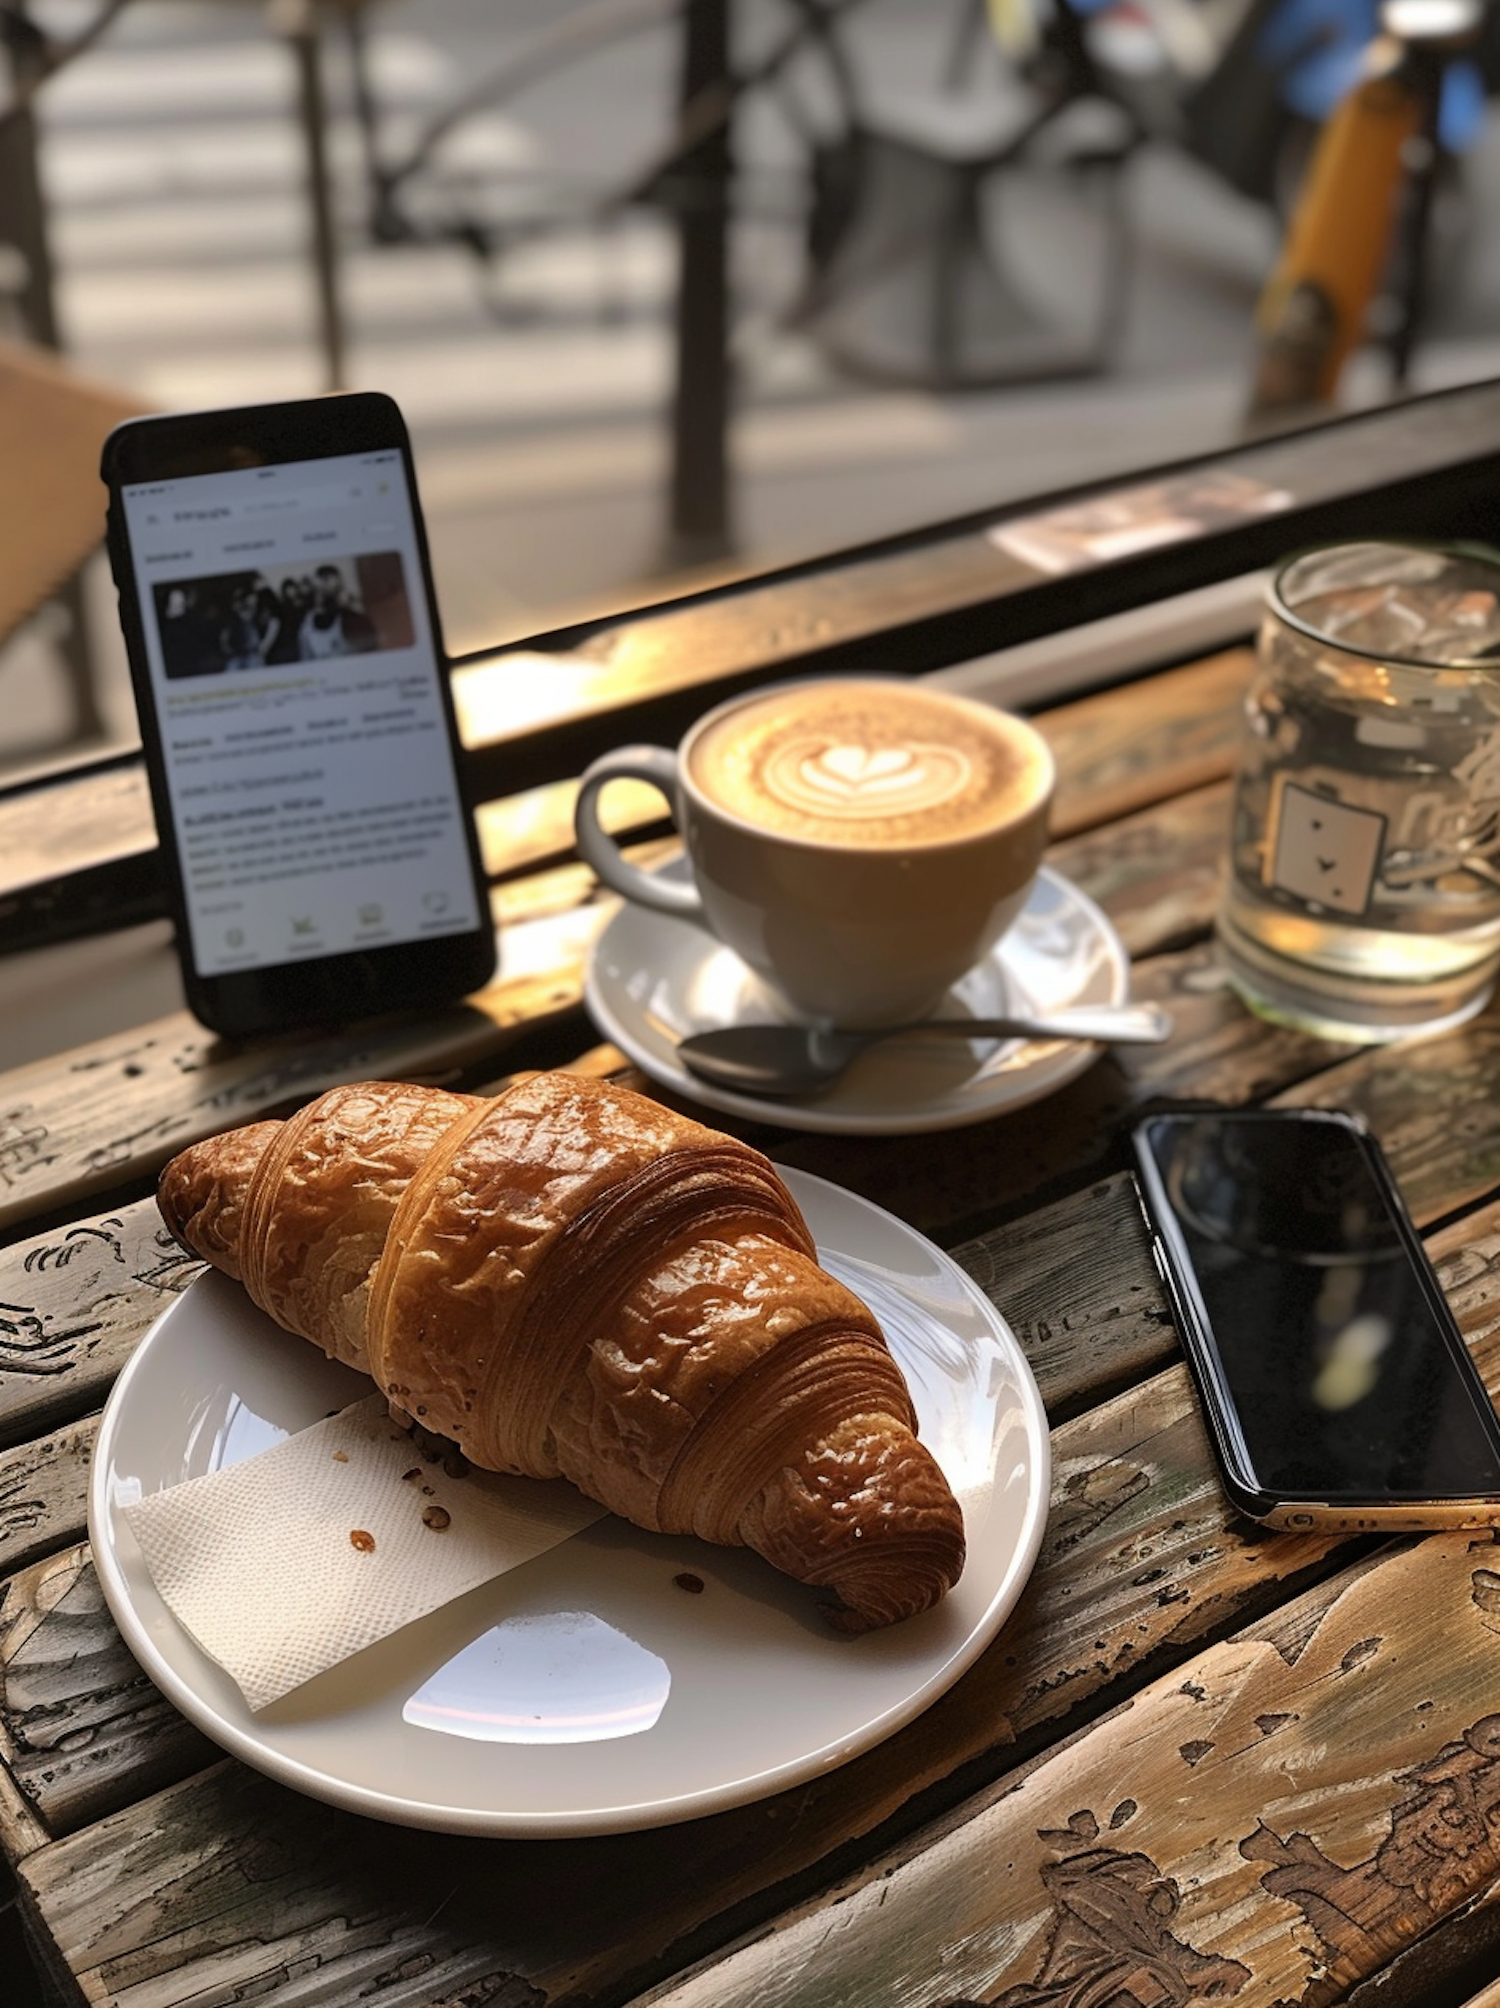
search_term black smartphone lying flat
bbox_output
[1132,1106,1500,1531]
[102,393,495,1041]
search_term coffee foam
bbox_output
[689,682,1048,847]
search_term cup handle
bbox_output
[575,746,706,920]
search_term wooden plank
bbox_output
[1276,1023,1500,1229]
[446,531,1017,745]
[0,1200,196,1452]
[0,1167,1159,1844]
[504,767,1238,996]
[0,764,156,906]
[8,366,1500,938]
[475,775,666,883]
[961,1138,1500,1430]
[0,1737,46,1866]
[14,1902,90,2008]
[4,1047,1497,1856]
[956,1171,1172,1421]
[0,903,608,1237]
[1048,779,1230,958]
[2,978,1481,1509]
[556,642,1248,850]
[0,1175,1160,1844]
[490,840,676,933]
[445,374,1500,814]
[1042,649,1249,839]
[468,650,1248,922]
[0,1109,1152,1483]
[470,649,1249,875]
[496,764,1233,964]
[0,953,1476,1479]
[15,1202,1500,1997]
[0,1546,215,1846]
[0,1428,1418,2003]
[0,1418,96,1583]
[629,1526,1500,2008]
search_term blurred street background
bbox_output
[6,0,1500,768]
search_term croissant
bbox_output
[156,1072,965,1631]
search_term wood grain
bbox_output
[451,532,1025,748]
[7,1005,1489,1515]
[631,1529,1500,2008]
[0,1176,1164,1843]
[0,981,1490,1577]
[476,776,666,883]
[0,1545,215,1842]
[0,1200,197,1452]
[0,1418,96,1583]
[0,1738,46,1867]
[1048,779,1231,958]
[6,420,1500,2008]
[1042,649,1250,839]
[3,999,1496,1874]
[777,965,1500,1247]
[1275,1021,1500,1227]
[0,906,605,1237]
[0,764,156,904]
[0,1167,1160,1841]
[0,641,1254,1252]
[14,1203,1500,2004]
[955,1173,1172,1420]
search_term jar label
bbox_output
[1266,780,1386,917]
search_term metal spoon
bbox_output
[677,1002,1173,1097]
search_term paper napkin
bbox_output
[123,1394,605,1712]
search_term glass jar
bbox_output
[1217,541,1500,1040]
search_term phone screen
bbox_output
[117,447,483,981]
[1135,1111,1500,1503]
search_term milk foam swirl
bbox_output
[689,681,1047,849]
[762,738,974,821]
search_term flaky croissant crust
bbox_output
[159,1072,965,1630]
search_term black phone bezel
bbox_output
[101,393,495,1041]
[1131,1106,1500,1526]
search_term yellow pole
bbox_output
[1248,37,1422,416]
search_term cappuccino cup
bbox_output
[574,677,1055,1027]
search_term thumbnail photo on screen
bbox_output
[154,552,416,680]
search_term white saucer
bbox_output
[585,863,1131,1135]
[89,1168,1049,1837]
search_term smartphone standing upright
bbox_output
[103,394,496,1040]
[1133,1106,1500,1531]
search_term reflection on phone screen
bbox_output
[1145,1114,1500,1500]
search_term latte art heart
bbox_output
[768,738,973,819]
[687,679,1051,850]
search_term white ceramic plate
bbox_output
[585,864,1130,1134]
[90,1168,1049,1837]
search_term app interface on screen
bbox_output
[121,450,483,977]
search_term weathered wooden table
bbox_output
[5,390,1500,2008]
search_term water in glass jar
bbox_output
[1218,551,1500,1039]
